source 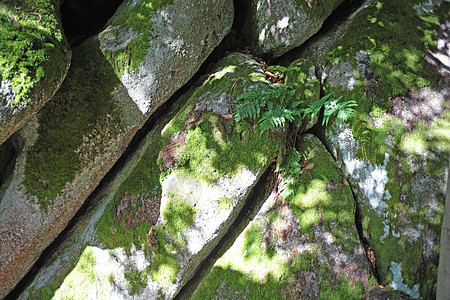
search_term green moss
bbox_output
[23,38,123,210]
[0,0,68,104]
[218,197,233,210]
[326,0,449,100]
[286,138,359,250]
[285,58,320,106]
[181,112,280,183]
[125,268,150,295]
[100,0,173,76]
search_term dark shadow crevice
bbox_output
[0,134,21,191]
[61,0,125,47]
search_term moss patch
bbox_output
[100,0,173,76]
[0,0,68,104]
[23,38,123,209]
[326,0,449,100]
[285,137,359,250]
[194,134,375,299]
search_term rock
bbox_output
[19,53,284,299]
[242,0,344,58]
[0,37,142,299]
[193,134,377,299]
[0,0,71,145]
[98,0,234,116]
[306,1,450,298]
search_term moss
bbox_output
[286,139,359,250]
[326,0,449,100]
[23,38,123,210]
[124,268,151,295]
[100,0,173,76]
[218,197,233,210]
[285,58,320,106]
[0,0,68,104]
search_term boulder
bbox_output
[305,1,449,298]
[193,134,377,299]
[0,0,71,145]
[19,53,284,299]
[242,0,344,58]
[98,0,234,115]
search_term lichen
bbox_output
[0,0,68,105]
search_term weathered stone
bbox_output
[18,53,284,299]
[242,0,344,57]
[0,0,71,145]
[308,1,450,298]
[98,0,234,116]
[193,134,377,299]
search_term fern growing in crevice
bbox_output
[234,71,358,201]
[235,83,301,135]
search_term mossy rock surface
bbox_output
[0,0,71,144]
[0,37,142,298]
[242,0,344,57]
[193,134,377,299]
[22,53,284,299]
[98,0,234,115]
[313,1,449,298]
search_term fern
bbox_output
[323,98,357,126]
[302,93,332,123]
[278,148,303,200]
[235,83,357,135]
[234,83,270,122]
[235,83,301,135]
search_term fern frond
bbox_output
[304,93,333,122]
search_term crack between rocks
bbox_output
[307,122,383,286]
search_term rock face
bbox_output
[99,0,234,115]
[0,0,71,145]
[242,0,344,57]
[0,38,142,299]
[19,53,284,299]
[193,134,377,299]
[305,0,450,298]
